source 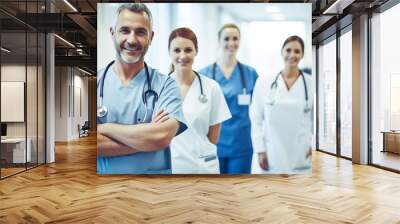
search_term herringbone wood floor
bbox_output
[1,135,400,224]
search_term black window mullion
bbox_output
[44,0,48,165]
[367,11,373,165]
[336,29,341,157]
[316,45,320,151]
[36,0,39,168]
[25,0,28,171]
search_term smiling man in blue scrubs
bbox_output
[96,3,186,174]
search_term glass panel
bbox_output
[1,31,27,177]
[371,4,400,171]
[0,0,46,178]
[340,30,352,158]
[312,45,317,150]
[390,75,400,130]
[27,31,38,169]
[318,38,337,154]
[38,32,45,165]
[1,0,28,177]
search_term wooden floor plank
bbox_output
[0,135,399,223]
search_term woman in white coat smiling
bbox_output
[168,27,231,174]
[249,35,313,174]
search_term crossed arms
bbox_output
[98,110,180,157]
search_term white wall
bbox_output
[55,67,68,141]
[97,3,311,78]
[97,3,119,72]
[1,65,38,137]
[54,67,89,141]
[244,21,307,78]
[1,65,26,141]
[172,4,220,72]
[72,73,89,138]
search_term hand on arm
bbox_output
[97,133,138,157]
[151,109,170,124]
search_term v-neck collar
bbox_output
[171,73,198,102]
[112,65,147,88]
[182,75,198,104]
[215,63,238,81]
[279,73,302,92]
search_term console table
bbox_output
[1,138,32,163]
[381,131,400,154]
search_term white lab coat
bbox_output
[249,73,313,174]
[170,74,231,174]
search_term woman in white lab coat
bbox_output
[249,36,313,174]
[168,27,231,174]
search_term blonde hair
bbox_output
[218,23,240,40]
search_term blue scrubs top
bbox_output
[97,63,186,174]
[200,62,258,158]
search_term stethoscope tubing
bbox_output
[270,70,308,102]
[212,61,247,93]
[168,70,207,103]
[98,60,158,118]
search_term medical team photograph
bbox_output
[96,3,313,174]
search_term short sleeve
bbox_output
[250,67,259,85]
[199,65,212,79]
[209,80,232,125]
[156,77,187,135]
[250,68,259,97]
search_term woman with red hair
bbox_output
[168,27,231,174]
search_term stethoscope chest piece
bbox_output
[266,100,275,106]
[303,100,312,114]
[265,86,277,106]
[97,105,108,118]
[198,94,208,104]
[168,70,208,104]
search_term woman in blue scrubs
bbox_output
[200,24,258,174]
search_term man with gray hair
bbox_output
[97,3,186,174]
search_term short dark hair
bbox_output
[218,23,240,40]
[281,35,304,54]
[114,3,153,31]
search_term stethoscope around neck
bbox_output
[168,70,208,104]
[212,60,247,94]
[267,70,311,114]
[97,60,159,120]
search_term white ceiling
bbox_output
[218,3,311,22]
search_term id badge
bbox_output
[238,94,250,105]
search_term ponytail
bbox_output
[168,64,174,75]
